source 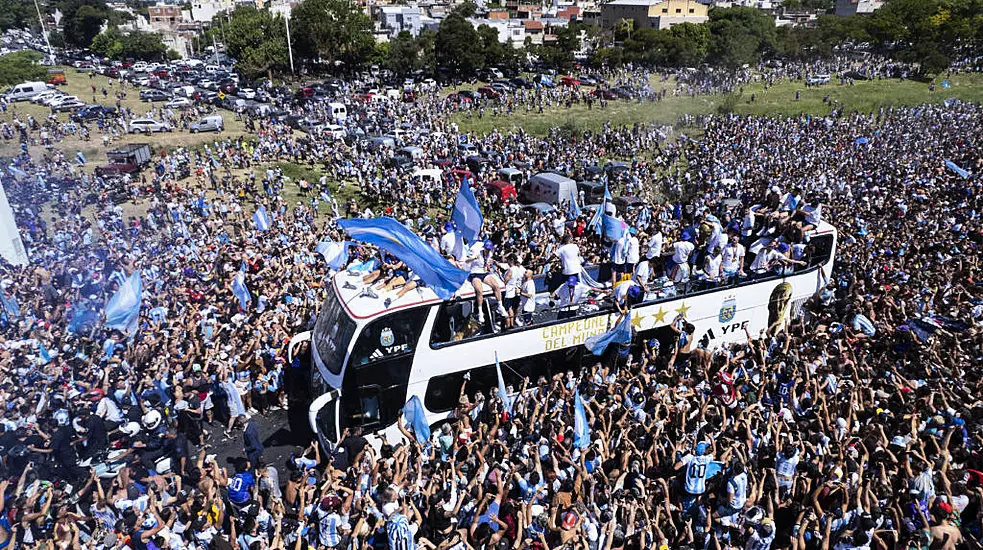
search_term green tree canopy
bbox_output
[706,7,779,68]
[435,13,483,76]
[0,50,47,87]
[291,0,375,71]
[218,6,290,78]
[60,0,110,47]
[91,29,167,60]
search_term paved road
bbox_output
[204,409,308,471]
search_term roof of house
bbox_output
[603,0,662,6]
[524,20,545,29]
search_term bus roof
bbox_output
[334,220,836,322]
[333,268,503,321]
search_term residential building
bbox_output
[835,0,882,15]
[377,6,423,36]
[148,4,183,29]
[600,0,708,29]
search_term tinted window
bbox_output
[424,346,584,413]
[808,234,835,268]
[312,291,357,375]
[430,299,494,345]
[350,307,429,367]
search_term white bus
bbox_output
[288,223,837,449]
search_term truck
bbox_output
[95,143,152,177]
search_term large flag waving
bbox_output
[253,206,271,231]
[946,160,970,179]
[315,240,351,270]
[403,395,430,444]
[451,178,484,242]
[574,389,590,449]
[584,313,633,356]
[338,217,469,299]
[105,270,142,335]
[231,265,251,310]
[495,352,513,415]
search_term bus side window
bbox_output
[425,362,524,413]
[807,234,834,268]
[431,300,483,346]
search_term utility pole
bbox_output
[284,12,294,74]
[33,0,53,63]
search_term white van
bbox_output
[520,172,578,205]
[6,81,49,102]
[327,102,347,122]
[412,168,443,186]
[323,124,345,140]
[190,114,224,133]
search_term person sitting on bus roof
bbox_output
[459,239,508,324]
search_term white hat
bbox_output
[120,422,141,436]
[382,502,398,517]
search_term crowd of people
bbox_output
[0,60,979,550]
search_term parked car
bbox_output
[477,86,500,99]
[560,76,581,87]
[72,105,116,121]
[95,143,152,177]
[128,118,172,133]
[165,97,192,109]
[51,99,86,112]
[592,88,617,100]
[140,89,170,102]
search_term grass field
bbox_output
[452,73,983,136]
[0,69,250,163]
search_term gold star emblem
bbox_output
[675,302,690,317]
[630,311,644,330]
[650,306,668,325]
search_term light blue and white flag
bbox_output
[338,217,469,299]
[315,241,351,270]
[451,178,484,242]
[105,271,142,335]
[253,206,271,231]
[946,160,970,179]
[231,266,251,310]
[403,395,430,444]
[573,389,590,449]
[584,313,633,356]
[495,352,513,415]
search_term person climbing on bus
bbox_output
[460,239,507,324]
[612,279,644,315]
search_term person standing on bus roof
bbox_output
[440,221,465,262]
[460,240,508,324]
[519,270,537,326]
[502,255,526,330]
[555,234,583,284]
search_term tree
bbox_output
[60,0,110,47]
[0,50,47,87]
[476,24,505,69]
[387,31,421,76]
[664,22,710,66]
[291,0,375,71]
[90,29,124,59]
[219,6,290,78]
[91,29,167,60]
[435,13,483,76]
[705,7,778,68]
[0,0,37,32]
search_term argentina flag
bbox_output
[253,206,271,231]
[338,217,469,299]
[451,178,483,242]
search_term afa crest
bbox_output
[718,297,737,323]
[380,327,395,347]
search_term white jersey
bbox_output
[777,452,799,479]
[720,243,745,273]
[646,232,663,259]
[504,266,525,298]
[728,472,748,509]
[556,243,583,275]
[683,454,712,495]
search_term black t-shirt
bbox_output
[85,415,108,449]
[49,426,75,463]
[333,435,368,471]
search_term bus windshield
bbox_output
[312,289,356,376]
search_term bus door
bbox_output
[309,391,341,450]
[286,332,313,439]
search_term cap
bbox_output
[443,221,455,232]
[567,275,578,287]
[483,240,495,250]
[777,243,790,253]
[695,441,709,455]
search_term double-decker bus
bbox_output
[287,223,837,448]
